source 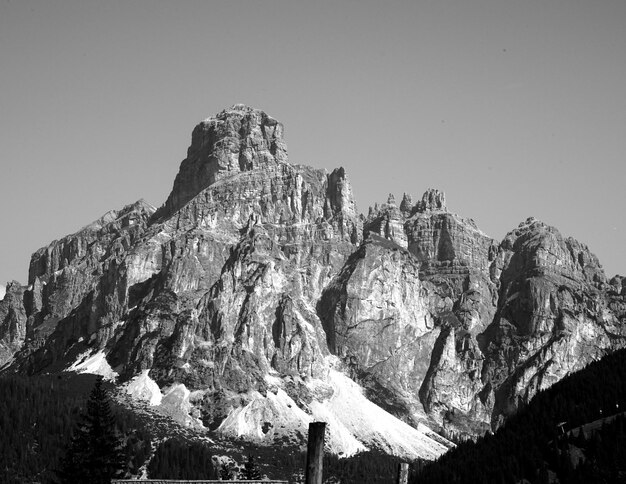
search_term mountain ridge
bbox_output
[1,105,624,457]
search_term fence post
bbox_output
[397,462,409,484]
[305,421,326,484]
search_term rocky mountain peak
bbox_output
[154,105,288,220]
[609,275,626,295]
[498,216,606,287]
[1,105,625,458]
[399,193,413,216]
[0,281,27,365]
[416,188,446,213]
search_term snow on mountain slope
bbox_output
[159,383,205,429]
[309,369,452,460]
[66,350,118,381]
[216,359,452,460]
[124,370,163,405]
[61,319,451,459]
[218,386,312,441]
[67,353,203,429]
[64,347,450,460]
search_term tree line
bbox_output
[0,371,273,482]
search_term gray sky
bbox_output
[1,0,625,288]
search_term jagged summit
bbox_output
[364,188,451,251]
[68,199,156,236]
[154,106,288,220]
[399,193,413,216]
[499,216,606,286]
[204,103,278,122]
[416,188,446,213]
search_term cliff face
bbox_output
[154,104,289,220]
[0,282,27,366]
[1,105,624,451]
[482,218,626,427]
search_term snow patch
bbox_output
[217,364,452,460]
[159,383,204,429]
[67,350,118,381]
[264,373,283,387]
[307,394,367,456]
[0,284,5,301]
[309,370,451,460]
[218,388,311,441]
[124,370,162,406]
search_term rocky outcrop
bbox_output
[353,189,499,435]
[415,188,446,213]
[325,192,502,435]
[405,189,494,272]
[481,218,626,427]
[317,234,438,425]
[0,281,27,366]
[15,200,156,373]
[110,157,363,430]
[365,194,408,249]
[322,201,625,437]
[154,105,288,221]
[3,105,625,452]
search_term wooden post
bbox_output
[305,421,326,484]
[397,462,409,484]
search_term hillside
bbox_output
[413,348,626,483]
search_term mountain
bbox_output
[1,105,625,458]
[412,347,626,483]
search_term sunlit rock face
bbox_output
[2,105,625,449]
[349,188,500,433]
[154,104,289,221]
[364,194,408,249]
[481,218,626,427]
[317,234,440,426]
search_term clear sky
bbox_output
[1,0,625,292]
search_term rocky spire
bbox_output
[399,193,413,216]
[416,188,446,213]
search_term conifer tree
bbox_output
[241,454,262,480]
[55,376,126,484]
[219,462,234,480]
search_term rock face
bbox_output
[2,105,625,451]
[481,218,626,427]
[154,104,288,220]
[0,281,27,366]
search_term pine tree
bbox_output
[219,462,234,480]
[55,376,126,484]
[241,454,262,480]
